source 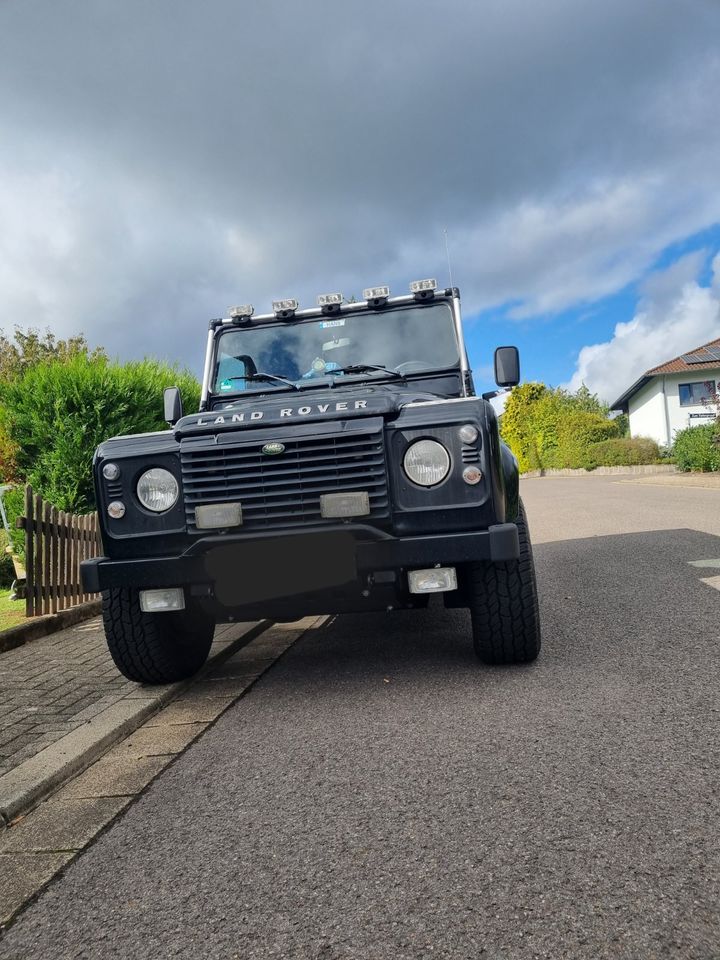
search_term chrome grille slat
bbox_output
[181,428,389,532]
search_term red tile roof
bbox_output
[646,336,720,375]
[611,335,720,410]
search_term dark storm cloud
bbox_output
[0,0,719,371]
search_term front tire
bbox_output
[102,587,215,683]
[468,501,541,664]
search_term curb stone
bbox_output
[522,464,677,479]
[0,619,270,827]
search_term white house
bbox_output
[611,337,720,447]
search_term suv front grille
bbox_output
[181,427,389,532]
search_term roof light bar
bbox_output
[363,285,390,303]
[317,292,343,307]
[272,298,299,318]
[410,279,437,294]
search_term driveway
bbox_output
[1,474,719,959]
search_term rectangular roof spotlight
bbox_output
[229,304,254,321]
[363,285,390,303]
[409,279,437,293]
[272,298,299,318]
[317,292,343,306]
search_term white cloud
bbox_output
[395,173,720,319]
[565,252,720,404]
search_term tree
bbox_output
[564,383,609,415]
[0,327,105,382]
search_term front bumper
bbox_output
[81,523,519,596]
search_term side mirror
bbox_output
[164,386,183,426]
[494,346,520,388]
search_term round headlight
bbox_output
[137,468,179,513]
[403,439,451,487]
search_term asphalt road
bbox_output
[2,475,720,959]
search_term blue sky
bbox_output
[0,0,719,407]
[465,224,720,399]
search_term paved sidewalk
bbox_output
[0,615,265,821]
[0,617,135,778]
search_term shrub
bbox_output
[0,540,15,588]
[553,411,620,469]
[501,382,620,471]
[673,423,720,472]
[2,485,26,558]
[611,413,630,438]
[0,356,200,512]
[583,437,660,469]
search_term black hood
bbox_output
[174,383,442,438]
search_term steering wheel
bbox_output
[394,361,432,375]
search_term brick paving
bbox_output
[0,617,240,779]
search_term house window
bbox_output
[678,380,716,406]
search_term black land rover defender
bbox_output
[81,281,541,684]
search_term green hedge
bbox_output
[552,412,620,469]
[583,437,660,469]
[673,423,720,472]
[0,356,200,512]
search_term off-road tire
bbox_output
[102,587,215,684]
[469,501,541,664]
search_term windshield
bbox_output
[212,302,459,394]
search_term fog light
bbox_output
[320,491,370,518]
[462,466,483,485]
[107,501,126,519]
[140,588,185,613]
[408,568,457,594]
[195,503,243,529]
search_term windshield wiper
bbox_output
[330,364,406,382]
[221,373,299,391]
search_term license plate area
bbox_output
[203,532,357,606]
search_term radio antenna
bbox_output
[443,228,454,289]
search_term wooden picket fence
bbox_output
[16,484,102,618]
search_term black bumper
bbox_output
[81,524,520,595]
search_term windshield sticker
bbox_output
[320,319,345,329]
[219,379,234,391]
